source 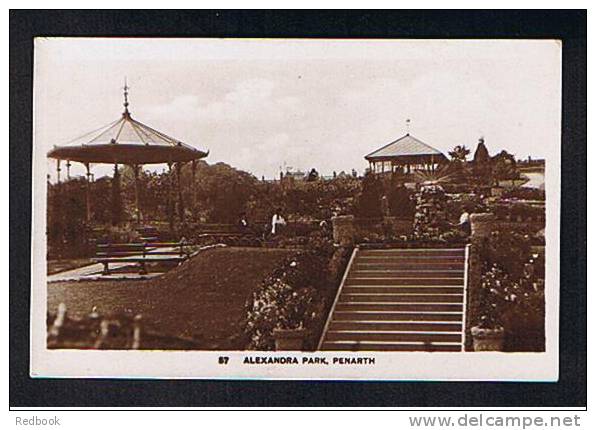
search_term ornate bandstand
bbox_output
[47,82,209,227]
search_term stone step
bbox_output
[359,249,465,257]
[345,277,464,286]
[354,262,465,270]
[356,256,465,264]
[325,331,462,343]
[320,341,462,352]
[332,310,462,321]
[334,302,463,313]
[349,270,464,278]
[340,293,463,303]
[343,286,464,295]
[318,246,468,351]
[329,321,462,332]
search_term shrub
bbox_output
[482,230,532,279]
[388,185,415,218]
[490,202,545,222]
[502,187,545,201]
[243,253,330,350]
[475,230,545,351]
[412,183,451,241]
[476,265,510,329]
[356,173,383,218]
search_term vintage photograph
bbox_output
[30,38,561,379]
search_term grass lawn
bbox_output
[47,247,296,349]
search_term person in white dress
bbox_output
[459,210,471,236]
[271,209,286,235]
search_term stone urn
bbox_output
[471,326,505,351]
[273,328,309,351]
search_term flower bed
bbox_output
[47,305,203,350]
[501,187,545,201]
[473,230,545,351]
[243,252,332,350]
[489,202,545,223]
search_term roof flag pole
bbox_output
[123,77,130,115]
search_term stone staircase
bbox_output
[318,246,469,352]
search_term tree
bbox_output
[473,138,490,164]
[472,137,492,185]
[448,145,471,183]
[388,183,414,218]
[492,150,518,186]
[449,145,470,163]
[356,172,383,218]
[307,168,319,182]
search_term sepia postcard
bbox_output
[30,38,561,380]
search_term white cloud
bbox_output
[36,39,561,180]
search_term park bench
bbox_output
[135,226,159,242]
[195,223,265,247]
[94,241,190,275]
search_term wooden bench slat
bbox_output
[95,241,189,275]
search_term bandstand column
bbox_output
[176,162,185,222]
[167,162,174,232]
[84,162,92,223]
[111,163,123,226]
[191,160,196,211]
[132,164,141,224]
[55,160,62,223]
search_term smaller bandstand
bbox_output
[365,133,448,175]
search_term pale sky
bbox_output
[34,38,561,180]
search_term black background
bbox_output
[9,10,587,408]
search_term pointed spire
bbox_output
[123,77,130,116]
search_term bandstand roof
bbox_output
[365,133,446,162]
[47,86,208,165]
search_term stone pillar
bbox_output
[470,213,495,240]
[332,215,355,246]
[465,213,495,351]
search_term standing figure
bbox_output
[271,208,286,236]
[459,209,471,236]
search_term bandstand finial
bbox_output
[123,77,130,115]
[405,118,411,135]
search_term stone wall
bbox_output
[332,215,413,245]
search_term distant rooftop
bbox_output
[365,133,445,160]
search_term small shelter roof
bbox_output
[365,133,446,161]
